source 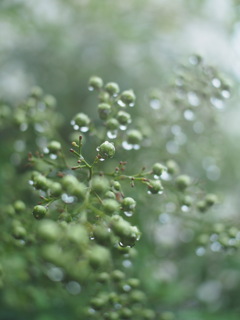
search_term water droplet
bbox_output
[211,241,221,252]
[50,154,57,160]
[196,247,206,256]
[70,120,75,125]
[119,124,127,131]
[118,99,126,107]
[73,124,79,130]
[123,284,131,292]
[122,259,132,268]
[210,234,218,242]
[28,180,34,185]
[34,123,45,133]
[47,266,64,282]
[161,171,171,181]
[99,158,105,162]
[150,99,161,110]
[107,130,118,139]
[129,102,135,107]
[184,109,195,121]
[124,211,133,217]
[210,97,224,110]
[20,123,28,132]
[181,205,189,212]
[221,90,230,99]
[158,191,163,195]
[80,126,89,133]
[66,281,81,295]
[189,55,202,65]
[61,193,75,204]
[43,147,49,154]
[122,141,133,150]
[88,86,94,91]
[212,78,221,88]
[187,92,200,107]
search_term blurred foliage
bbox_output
[1,0,240,319]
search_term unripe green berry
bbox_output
[105,191,116,199]
[33,205,47,219]
[121,197,136,211]
[31,86,43,98]
[62,175,79,190]
[175,175,191,190]
[160,311,175,320]
[97,272,109,283]
[97,141,115,159]
[37,220,61,241]
[98,103,111,120]
[196,200,207,213]
[44,94,56,108]
[205,193,218,206]
[49,182,62,197]
[91,176,109,194]
[126,129,142,145]
[111,270,125,282]
[152,163,166,176]
[142,309,156,320]
[13,200,26,213]
[105,82,120,96]
[112,181,121,191]
[120,90,136,105]
[71,183,86,199]
[93,226,111,245]
[13,225,26,239]
[33,174,49,191]
[166,160,179,174]
[148,180,163,194]
[120,308,132,318]
[88,76,103,90]
[47,140,61,154]
[73,113,90,127]
[127,278,140,288]
[103,199,120,214]
[130,290,146,302]
[117,111,131,125]
[106,118,119,130]
[88,245,110,269]
[67,225,89,246]
[98,91,110,103]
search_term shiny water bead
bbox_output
[33,205,47,219]
[88,245,110,269]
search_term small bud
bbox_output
[73,113,90,127]
[105,82,120,96]
[33,205,47,219]
[91,176,109,194]
[97,141,115,159]
[148,180,163,194]
[88,76,103,90]
[196,200,207,213]
[117,111,131,125]
[166,160,179,175]
[13,200,26,213]
[152,163,166,176]
[98,103,111,120]
[47,140,61,154]
[120,90,136,105]
[205,193,218,206]
[175,175,191,191]
[121,197,136,211]
[126,129,142,145]
[106,118,119,130]
[103,199,120,214]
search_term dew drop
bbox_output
[107,130,118,139]
[28,180,34,185]
[20,123,28,132]
[122,259,132,268]
[129,102,135,107]
[118,99,126,107]
[70,120,75,126]
[61,193,75,204]
[181,205,189,212]
[187,92,200,107]
[79,126,89,133]
[184,109,195,121]
[150,99,161,110]
[88,86,94,91]
[50,154,58,160]
[212,78,221,88]
[221,90,230,99]
[210,97,224,110]
[124,211,133,217]
[73,124,79,130]
[66,281,81,295]
[122,141,133,150]
[47,266,64,282]
[123,284,131,292]
[34,123,45,133]
[196,247,206,256]
[119,124,127,131]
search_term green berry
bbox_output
[205,193,218,206]
[105,82,120,96]
[73,113,90,127]
[93,226,111,245]
[106,118,119,130]
[148,180,163,194]
[37,220,61,241]
[103,199,120,214]
[105,191,116,199]
[31,86,43,98]
[111,270,125,281]
[44,94,56,108]
[121,197,136,211]
[88,76,103,90]
[126,129,142,145]
[98,103,111,120]
[120,90,136,105]
[117,111,131,125]
[175,175,191,190]
[88,245,110,269]
[152,163,166,176]
[49,182,62,197]
[33,174,49,191]
[97,272,109,283]
[196,200,207,213]
[12,225,26,239]
[166,160,179,174]
[91,176,109,194]
[97,141,115,159]
[112,181,121,191]
[47,140,61,154]
[13,200,26,213]
[130,290,146,302]
[98,91,110,103]
[33,205,47,220]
